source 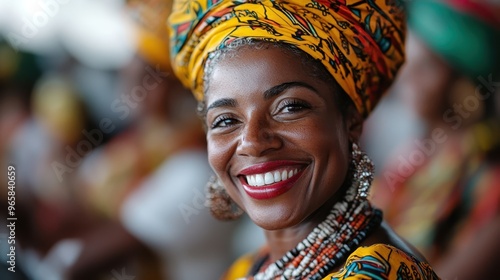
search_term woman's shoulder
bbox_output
[222,247,268,280]
[326,244,440,280]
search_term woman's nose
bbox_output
[236,116,282,157]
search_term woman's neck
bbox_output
[262,195,338,262]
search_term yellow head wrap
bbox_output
[169,0,405,117]
[127,0,173,71]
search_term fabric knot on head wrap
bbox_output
[169,0,406,117]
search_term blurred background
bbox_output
[0,1,264,279]
[0,0,499,280]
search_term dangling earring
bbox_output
[205,176,244,221]
[350,143,374,200]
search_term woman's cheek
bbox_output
[207,135,233,175]
[207,137,221,173]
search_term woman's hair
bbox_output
[199,38,354,121]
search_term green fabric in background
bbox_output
[408,0,500,79]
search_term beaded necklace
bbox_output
[246,182,382,280]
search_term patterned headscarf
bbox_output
[169,0,406,117]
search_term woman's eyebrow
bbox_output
[264,81,318,100]
[207,98,237,112]
[207,81,318,112]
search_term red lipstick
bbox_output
[238,161,306,200]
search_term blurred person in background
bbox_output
[1,48,107,279]
[371,0,500,278]
[0,42,41,157]
[0,1,144,278]
[66,1,237,279]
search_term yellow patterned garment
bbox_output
[168,0,406,117]
[223,244,440,280]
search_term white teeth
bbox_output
[282,170,288,180]
[255,174,265,186]
[246,168,300,187]
[264,172,274,184]
[274,171,281,182]
[249,176,256,186]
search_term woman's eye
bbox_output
[210,115,239,129]
[279,100,311,113]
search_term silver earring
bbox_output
[205,176,244,221]
[351,143,374,200]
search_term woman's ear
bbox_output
[345,105,364,143]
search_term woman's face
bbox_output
[205,47,353,230]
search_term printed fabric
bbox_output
[168,0,406,117]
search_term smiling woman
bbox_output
[204,42,354,231]
[168,0,441,279]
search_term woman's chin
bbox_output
[246,206,303,231]
[251,219,295,232]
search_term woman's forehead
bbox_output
[205,47,322,100]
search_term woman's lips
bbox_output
[238,161,306,200]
